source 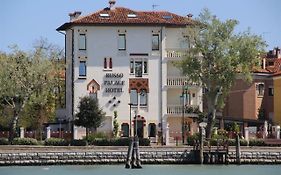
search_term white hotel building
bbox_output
[57,1,202,143]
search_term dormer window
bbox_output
[99,13,110,18]
[162,15,173,19]
[127,14,137,18]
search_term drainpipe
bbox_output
[57,31,67,111]
[160,26,164,145]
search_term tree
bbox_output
[75,96,105,141]
[177,9,266,139]
[0,40,64,142]
[112,111,119,138]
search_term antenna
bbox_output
[152,4,159,10]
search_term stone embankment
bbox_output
[0,146,280,165]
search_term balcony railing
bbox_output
[167,105,199,115]
[167,76,199,87]
[165,49,187,59]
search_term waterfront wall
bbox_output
[0,150,281,165]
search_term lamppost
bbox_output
[128,103,133,137]
[134,109,138,138]
[180,82,188,144]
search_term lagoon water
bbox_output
[0,165,280,175]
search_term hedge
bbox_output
[12,138,38,145]
[70,139,87,146]
[0,138,9,145]
[44,138,69,146]
[89,138,150,146]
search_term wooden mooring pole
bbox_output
[125,136,142,169]
[235,133,241,164]
[199,126,204,164]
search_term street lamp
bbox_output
[180,82,188,144]
[128,103,133,137]
[134,109,138,137]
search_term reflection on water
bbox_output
[0,165,280,175]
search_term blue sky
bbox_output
[1,0,280,52]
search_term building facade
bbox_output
[223,73,273,127]
[57,2,202,142]
[222,47,281,135]
[273,72,281,125]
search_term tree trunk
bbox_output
[205,88,222,139]
[206,108,216,139]
[8,110,19,143]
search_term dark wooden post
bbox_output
[235,133,241,164]
[199,126,204,164]
[125,137,134,169]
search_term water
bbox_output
[0,165,280,175]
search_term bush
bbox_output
[44,138,68,146]
[249,139,265,146]
[86,132,110,142]
[89,138,150,146]
[70,139,87,146]
[12,138,38,145]
[186,133,200,146]
[0,138,9,145]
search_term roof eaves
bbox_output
[56,22,190,31]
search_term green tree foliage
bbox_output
[177,9,266,138]
[0,40,65,141]
[112,111,119,138]
[75,96,105,141]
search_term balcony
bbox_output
[167,76,199,87]
[165,49,187,60]
[166,105,199,117]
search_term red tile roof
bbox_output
[57,7,195,30]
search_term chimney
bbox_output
[276,47,281,58]
[69,11,82,21]
[187,13,193,19]
[109,0,116,10]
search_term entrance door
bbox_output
[134,120,144,138]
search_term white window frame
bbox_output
[130,89,138,106]
[152,34,160,51]
[79,61,87,77]
[78,34,86,50]
[118,33,126,50]
[129,58,148,77]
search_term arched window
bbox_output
[104,58,107,69]
[140,89,147,106]
[121,123,129,137]
[148,123,156,137]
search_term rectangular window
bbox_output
[118,34,126,50]
[130,60,134,73]
[256,83,265,96]
[140,90,147,106]
[130,59,148,77]
[135,61,143,77]
[268,87,274,96]
[152,34,160,51]
[143,60,148,74]
[79,61,86,76]
[130,89,138,106]
[79,34,86,50]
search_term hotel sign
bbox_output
[103,73,125,93]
